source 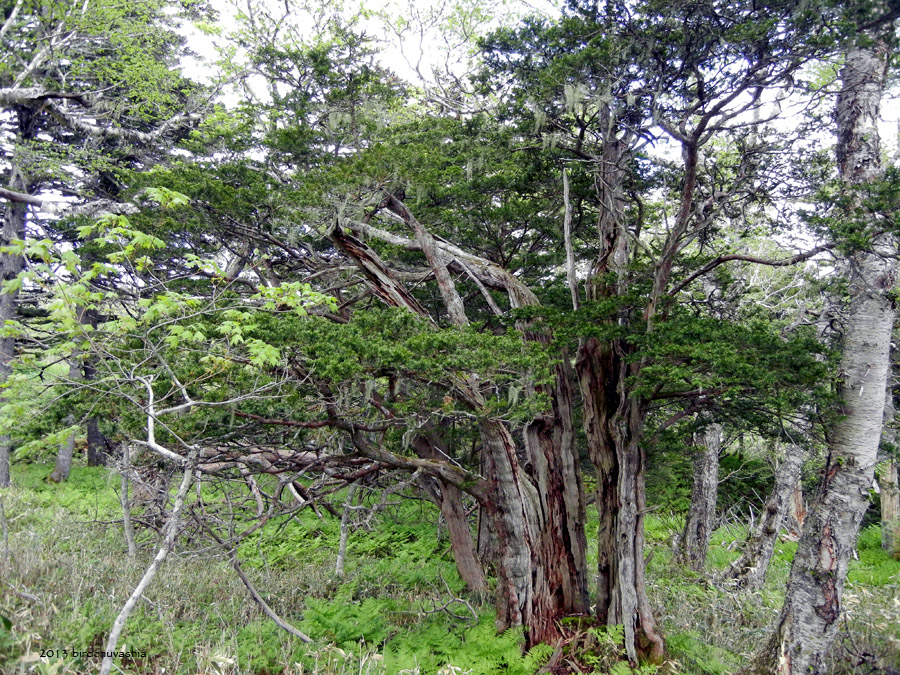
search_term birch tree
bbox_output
[744,16,897,675]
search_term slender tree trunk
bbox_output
[335,483,358,578]
[476,464,496,566]
[0,113,32,488]
[880,379,899,553]
[50,360,83,483]
[49,415,76,483]
[577,338,665,664]
[744,39,895,675]
[409,433,487,593]
[438,479,487,593]
[881,459,899,554]
[120,443,137,558]
[678,423,722,571]
[724,443,803,590]
[81,303,107,467]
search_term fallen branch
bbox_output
[200,520,314,644]
[230,552,314,643]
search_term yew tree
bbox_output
[471,0,840,660]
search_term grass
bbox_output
[1,460,899,675]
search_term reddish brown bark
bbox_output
[577,338,665,664]
[439,479,487,593]
[409,433,487,593]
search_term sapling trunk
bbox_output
[49,411,77,483]
[335,483,358,578]
[120,443,137,558]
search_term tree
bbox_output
[723,441,805,590]
[744,15,897,674]
[677,420,723,571]
[880,374,899,554]
[477,0,837,661]
[0,0,210,485]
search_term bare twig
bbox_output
[120,443,137,558]
[1,579,42,605]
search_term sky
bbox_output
[179,0,562,90]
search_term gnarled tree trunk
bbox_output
[744,38,895,675]
[724,443,803,590]
[577,338,664,664]
[520,355,590,642]
[410,434,487,593]
[438,479,487,593]
[678,422,722,571]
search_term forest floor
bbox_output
[0,463,898,675]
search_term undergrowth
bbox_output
[1,461,898,674]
